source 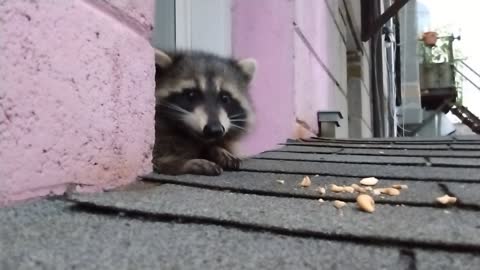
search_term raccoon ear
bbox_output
[237,58,257,81]
[154,48,172,68]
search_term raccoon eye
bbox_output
[183,88,198,100]
[220,93,231,104]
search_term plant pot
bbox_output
[423,31,438,46]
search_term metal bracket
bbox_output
[317,111,343,138]
[362,0,410,42]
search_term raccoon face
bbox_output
[154,49,256,142]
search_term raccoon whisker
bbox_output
[230,119,248,123]
[229,113,246,119]
[159,102,187,112]
[230,123,246,131]
[158,102,190,115]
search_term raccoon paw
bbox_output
[182,159,223,176]
[211,148,241,170]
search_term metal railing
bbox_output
[450,104,480,135]
[455,60,480,92]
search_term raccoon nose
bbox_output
[203,123,225,138]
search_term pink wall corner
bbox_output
[232,0,296,156]
[103,0,155,27]
[0,0,155,205]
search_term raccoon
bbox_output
[152,49,257,176]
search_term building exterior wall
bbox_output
[1,0,372,205]
[233,0,352,150]
[232,0,296,156]
[294,0,347,137]
[0,0,155,205]
[344,0,374,138]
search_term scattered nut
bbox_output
[343,186,355,193]
[299,176,311,187]
[360,177,379,186]
[351,184,367,193]
[382,187,401,196]
[372,188,384,196]
[333,200,347,209]
[318,198,325,203]
[365,186,373,191]
[276,180,285,184]
[316,187,326,195]
[330,184,345,193]
[436,194,457,205]
[392,184,408,190]
[356,194,375,213]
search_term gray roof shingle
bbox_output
[70,184,480,249]
[2,135,480,269]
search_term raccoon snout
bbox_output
[203,123,225,138]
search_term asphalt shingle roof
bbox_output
[2,135,480,269]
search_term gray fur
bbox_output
[152,49,256,176]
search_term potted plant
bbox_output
[422,31,438,46]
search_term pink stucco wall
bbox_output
[233,0,337,147]
[294,0,336,132]
[0,0,155,205]
[232,0,297,156]
[1,0,340,205]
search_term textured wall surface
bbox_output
[295,0,349,136]
[232,0,296,156]
[232,0,349,151]
[0,0,155,205]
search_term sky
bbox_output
[417,0,480,120]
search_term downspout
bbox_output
[369,0,385,137]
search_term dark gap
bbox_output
[399,249,417,270]
[139,178,480,211]
[282,143,480,152]
[306,139,470,144]
[438,183,456,197]
[256,154,480,169]
[252,157,427,167]
[307,137,458,144]
[424,157,432,167]
[284,142,444,150]
[67,201,480,254]
[235,168,480,184]
[307,137,480,145]
[268,149,480,159]
[436,183,480,210]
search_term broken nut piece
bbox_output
[299,176,311,187]
[351,184,367,193]
[276,180,285,185]
[436,194,457,205]
[360,177,379,186]
[330,184,345,193]
[382,187,401,196]
[392,184,408,190]
[333,200,347,209]
[356,194,375,213]
[343,186,355,193]
[316,187,326,195]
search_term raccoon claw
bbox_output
[225,155,241,170]
[211,148,241,170]
[182,159,223,176]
